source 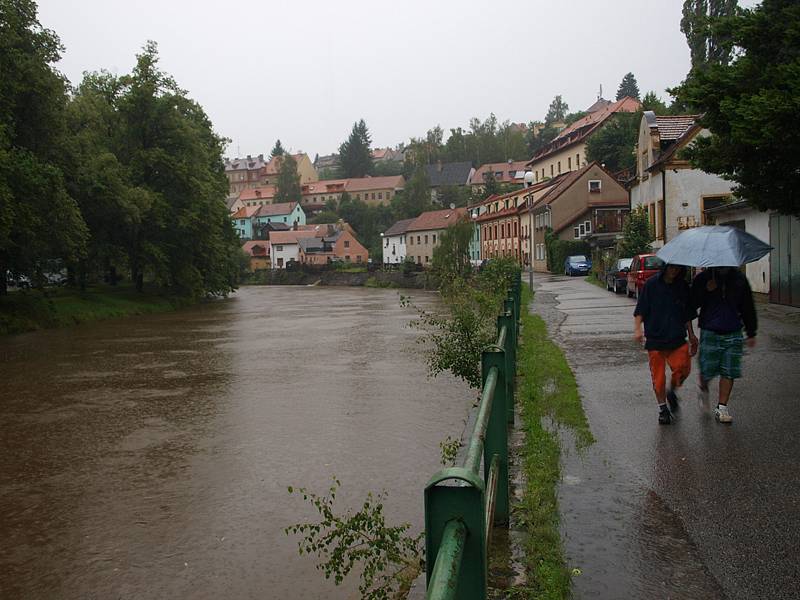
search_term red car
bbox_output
[626,254,664,298]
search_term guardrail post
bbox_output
[425,469,487,600]
[482,348,509,525]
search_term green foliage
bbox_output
[393,166,431,219]
[274,153,302,204]
[616,72,641,100]
[310,210,340,224]
[403,257,520,388]
[339,119,374,178]
[544,230,590,273]
[431,218,473,282]
[585,112,640,172]
[641,91,669,113]
[0,0,88,293]
[681,0,738,69]
[526,123,560,156]
[286,477,423,600]
[270,138,285,158]
[618,206,654,256]
[439,436,461,466]
[545,95,569,124]
[372,160,404,176]
[674,0,800,216]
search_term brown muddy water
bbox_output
[0,286,474,599]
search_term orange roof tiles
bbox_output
[242,240,270,256]
[231,205,260,219]
[343,175,405,192]
[470,161,530,185]
[239,186,277,201]
[268,230,321,245]
[254,202,297,217]
[407,207,467,232]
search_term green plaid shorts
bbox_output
[699,329,743,380]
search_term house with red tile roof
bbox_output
[404,207,467,267]
[300,175,405,211]
[231,205,260,239]
[225,153,318,199]
[526,96,641,185]
[526,162,629,272]
[470,160,530,192]
[241,240,270,271]
[298,228,369,266]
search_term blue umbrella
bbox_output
[656,226,772,267]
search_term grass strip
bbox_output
[0,285,192,335]
[511,286,594,599]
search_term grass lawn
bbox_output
[511,285,594,599]
[0,285,192,336]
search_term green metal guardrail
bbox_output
[424,273,522,600]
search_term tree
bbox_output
[641,91,669,114]
[673,0,800,216]
[393,166,431,219]
[0,0,88,294]
[618,207,654,256]
[616,72,641,100]
[274,153,301,204]
[545,95,569,124]
[339,119,374,178]
[270,139,285,158]
[526,122,559,156]
[681,0,739,69]
[585,112,640,173]
[432,218,473,281]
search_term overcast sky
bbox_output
[37,0,758,160]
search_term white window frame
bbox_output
[588,179,602,193]
[585,220,591,233]
[574,227,580,239]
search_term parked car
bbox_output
[5,271,30,290]
[626,254,664,298]
[605,258,633,294]
[564,255,592,276]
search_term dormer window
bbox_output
[588,180,602,193]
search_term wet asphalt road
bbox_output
[530,273,800,600]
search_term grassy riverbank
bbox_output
[0,285,192,336]
[513,286,594,598]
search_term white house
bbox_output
[381,218,415,265]
[630,111,735,249]
[268,230,319,269]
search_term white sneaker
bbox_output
[714,404,733,424]
[698,385,710,412]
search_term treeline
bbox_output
[0,1,240,297]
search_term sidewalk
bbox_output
[532,274,800,600]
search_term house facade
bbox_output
[298,228,369,265]
[526,96,640,185]
[381,218,415,265]
[231,205,260,239]
[473,188,529,264]
[225,153,318,198]
[470,160,529,193]
[268,230,320,268]
[405,207,467,266]
[630,111,735,248]
[241,240,270,271]
[529,162,629,272]
[300,175,405,211]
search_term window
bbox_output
[417,235,421,244]
[356,255,362,263]
[344,240,350,248]
[424,235,428,244]
[568,157,572,169]
[345,255,351,261]
[410,236,414,245]
[378,192,383,200]
[574,227,580,239]
[371,193,376,200]
[550,165,554,177]
[432,234,437,243]
[579,223,586,236]
[425,255,430,263]
[576,153,580,168]
[494,225,498,239]
[588,180,602,193]
[558,161,561,174]
[275,245,284,251]
[501,224,505,238]
[584,220,591,233]
[384,238,389,247]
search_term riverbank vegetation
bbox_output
[513,286,594,598]
[0,285,192,335]
[1,2,241,301]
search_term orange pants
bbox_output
[647,344,691,399]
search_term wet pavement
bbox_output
[531,273,800,600]
[0,286,474,599]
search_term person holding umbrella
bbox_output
[690,268,757,423]
[656,225,771,424]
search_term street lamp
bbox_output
[523,170,535,290]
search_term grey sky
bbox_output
[37,0,757,160]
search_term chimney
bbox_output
[255,190,261,197]
[247,154,252,159]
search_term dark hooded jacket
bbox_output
[633,265,692,350]
[690,268,757,338]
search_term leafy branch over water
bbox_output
[285,477,423,600]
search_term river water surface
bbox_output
[0,286,473,599]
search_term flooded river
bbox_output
[0,286,473,599]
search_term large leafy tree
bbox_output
[339,119,373,178]
[616,72,641,100]
[0,0,88,293]
[674,0,800,216]
[618,207,654,256]
[585,112,640,173]
[681,0,738,69]
[432,218,473,281]
[274,153,302,204]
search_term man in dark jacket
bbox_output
[634,264,698,424]
[691,267,757,424]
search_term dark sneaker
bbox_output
[658,407,672,425]
[667,389,680,413]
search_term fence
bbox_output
[424,272,521,600]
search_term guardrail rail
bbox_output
[424,272,522,600]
